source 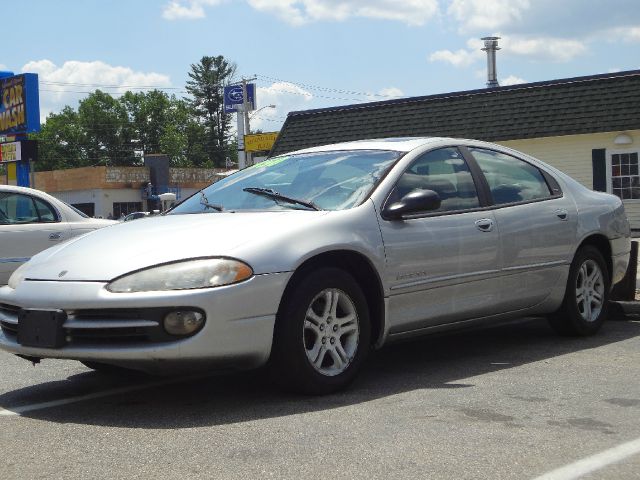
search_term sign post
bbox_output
[224,81,256,169]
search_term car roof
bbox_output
[0,184,63,203]
[287,137,452,155]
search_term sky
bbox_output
[5,0,640,132]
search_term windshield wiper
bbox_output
[242,187,322,211]
[200,192,224,212]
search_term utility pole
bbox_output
[242,77,255,166]
[237,103,246,169]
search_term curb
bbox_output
[609,301,640,319]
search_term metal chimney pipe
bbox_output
[481,36,501,88]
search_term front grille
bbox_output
[0,305,205,346]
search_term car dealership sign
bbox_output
[223,84,256,113]
[0,73,40,136]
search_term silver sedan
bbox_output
[0,138,631,394]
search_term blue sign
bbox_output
[0,73,40,136]
[223,84,256,113]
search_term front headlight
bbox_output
[8,263,29,289]
[106,258,253,293]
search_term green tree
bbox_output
[31,107,86,171]
[120,90,171,156]
[78,90,134,166]
[185,55,237,167]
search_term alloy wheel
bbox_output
[575,259,605,322]
[303,288,360,376]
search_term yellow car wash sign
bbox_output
[244,132,279,153]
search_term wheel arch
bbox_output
[576,233,612,279]
[276,250,385,347]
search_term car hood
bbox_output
[23,211,328,281]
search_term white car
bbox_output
[0,185,116,285]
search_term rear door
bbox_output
[378,147,502,334]
[464,147,577,310]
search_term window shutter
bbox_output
[592,149,607,192]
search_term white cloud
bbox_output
[377,87,404,97]
[501,35,587,62]
[250,82,314,131]
[501,75,526,86]
[430,34,586,68]
[162,0,223,20]
[612,26,640,42]
[429,37,484,67]
[21,60,172,120]
[448,0,529,33]
[249,0,440,26]
[429,48,480,67]
[364,86,404,101]
[163,0,439,26]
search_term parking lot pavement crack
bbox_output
[605,398,640,407]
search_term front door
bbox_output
[378,147,502,334]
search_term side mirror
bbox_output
[383,189,441,220]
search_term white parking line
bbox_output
[0,375,206,417]
[532,436,640,480]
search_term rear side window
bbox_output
[469,148,552,205]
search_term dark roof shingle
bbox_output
[271,70,640,156]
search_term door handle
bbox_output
[475,218,494,232]
[49,232,62,240]
[555,209,568,220]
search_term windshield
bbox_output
[169,149,401,214]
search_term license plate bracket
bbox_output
[17,309,67,348]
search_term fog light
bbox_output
[163,310,205,336]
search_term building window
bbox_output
[611,152,640,200]
[113,202,143,218]
[72,203,95,217]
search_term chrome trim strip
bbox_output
[390,260,567,292]
[63,319,159,329]
[390,269,501,291]
[501,260,568,272]
[0,257,30,264]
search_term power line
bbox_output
[41,81,182,90]
[254,73,404,99]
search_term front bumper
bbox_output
[0,272,292,374]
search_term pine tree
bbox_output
[185,55,237,167]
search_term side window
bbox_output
[34,198,58,222]
[389,147,480,213]
[0,193,58,224]
[0,193,40,224]
[469,148,552,205]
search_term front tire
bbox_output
[271,267,371,395]
[549,245,610,336]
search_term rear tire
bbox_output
[270,267,370,395]
[548,246,610,336]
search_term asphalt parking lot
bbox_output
[1,315,639,480]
